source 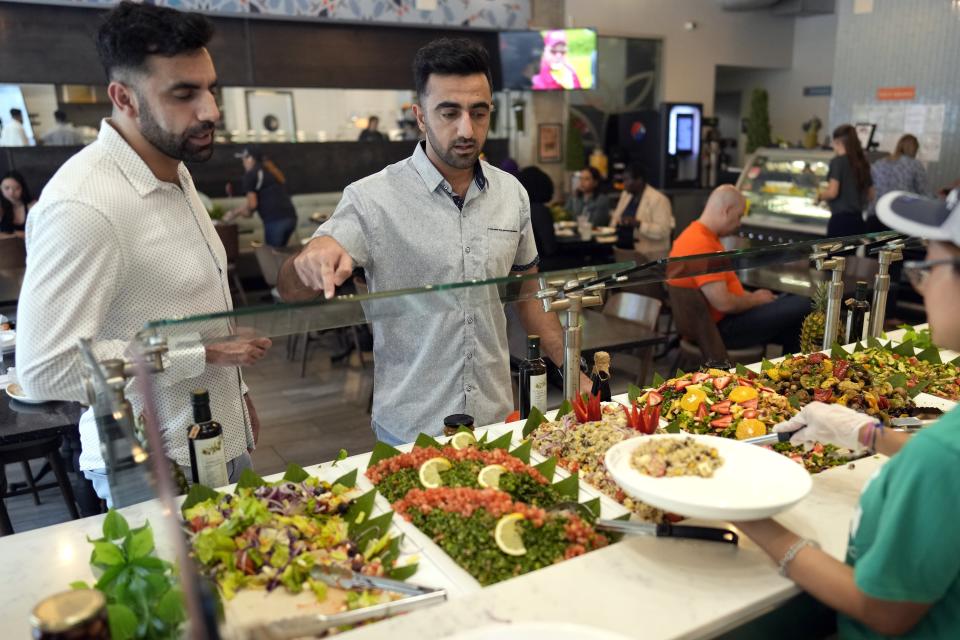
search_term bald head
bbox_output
[700,185,746,237]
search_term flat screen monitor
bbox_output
[676,113,695,155]
[499,28,597,91]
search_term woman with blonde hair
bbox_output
[867,134,930,232]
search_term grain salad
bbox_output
[631,437,723,478]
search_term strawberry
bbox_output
[710,416,733,429]
[743,409,759,419]
[740,398,759,409]
[674,379,693,391]
[713,376,732,390]
[691,372,710,383]
[711,401,732,415]
[737,377,755,387]
[646,391,663,406]
[696,402,709,420]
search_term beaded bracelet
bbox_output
[778,538,820,577]
[859,420,883,452]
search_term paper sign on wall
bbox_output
[851,102,946,162]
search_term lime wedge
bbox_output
[477,464,507,489]
[449,431,478,450]
[494,513,527,556]
[418,457,451,489]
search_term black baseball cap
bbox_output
[877,188,960,245]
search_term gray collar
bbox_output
[411,140,487,196]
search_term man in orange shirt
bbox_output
[669,185,808,353]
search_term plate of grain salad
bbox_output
[604,434,813,521]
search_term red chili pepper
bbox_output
[589,390,602,421]
[833,359,850,380]
[813,388,834,402]
[640,404,661,434]
[572,393,590,423]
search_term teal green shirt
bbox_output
[839,407,960,638]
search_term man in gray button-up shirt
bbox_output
[279,38,585,444]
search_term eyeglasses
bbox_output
[903,258,960,292]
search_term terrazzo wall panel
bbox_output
[830,0,960,190]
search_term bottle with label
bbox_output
[590,351,612,402]
[845,281,871,344]
[187,389,228,488]
[518,335,548,419]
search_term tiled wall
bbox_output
[831,0,960,190]
[57,0,531,29]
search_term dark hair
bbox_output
[10,108,21,119]
[95,1,214,81]
[582,166,602,183]
[626,162,647,182]
[832,124,871,194]
[517,166,555,205]
[368,115,379,122]
[0,171,32,233]
[53,110,68,123]
[413,37,492,99]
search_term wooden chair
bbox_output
[665,285,764,370]
[601,292,661,385]
[0,437,79,536]
[613,247,675,354]
[214,223,248,306]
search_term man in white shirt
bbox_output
[17,1,270,505]
[0,108,31,146]
[40,110,84,146]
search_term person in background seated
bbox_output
[736,188,960,638]
[223,145,298,248]
[610,162,674,259]
[818,124,874,237]
[867,134,930,232]
[517,166,558,267]
[566,167,610,227]
[41,110,84,146]
[0,171,36,238]
[668,185,808,353]
[358,115,386,142]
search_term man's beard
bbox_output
[138,99,215,163]
[424,121,481,171]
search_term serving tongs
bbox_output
[232,566,446,640]
[548,502,738,545]
[745,416,936,448]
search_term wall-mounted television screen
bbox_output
[499,28,598,91]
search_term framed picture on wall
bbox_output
[538,123,562,163]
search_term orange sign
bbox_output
[876,86,916,101]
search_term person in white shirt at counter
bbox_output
[609,162,674,260]
[40,110,85,146]
[277,37,590,445]
[735,189,960,638]
[0,108,30,147]
[16,1,270,505]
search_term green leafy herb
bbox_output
[553,473,579,500]
[180,484,219,517]
[368,441,402,467]
[675,368,686,377]
[554,399,573,419]
[830,343,849,359]
[332,468,358,489]
[77,510,185,640]
[891,339,916,357]
[332,449,349,467]
[414,433,442,450]
[627,384,643,403]
[521,406,547,438]
[652,372,665,387]
[917,346,942,364]
[282,463,310,483]
[510,440,532,465]
[735,363,750,376]
[235,468,266,490]
[534,457,557,481]
[760,358,776,371]
[485,431,514,450]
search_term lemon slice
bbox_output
[735,418,766,440]
[477,464,507,489]
[449,431,478,450]
[494,513,527,556]
[418,457,451,489]
[679,387,707,413]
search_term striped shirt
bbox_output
[315,141,538,442]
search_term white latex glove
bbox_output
[773,401,875,450]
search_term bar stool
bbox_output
[0,436,80,536]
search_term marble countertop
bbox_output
[0,446,884,639]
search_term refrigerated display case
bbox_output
[736,147,834,240]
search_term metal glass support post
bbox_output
[536,272,604,401]
[814,255,846,351]
[870,245,903,338]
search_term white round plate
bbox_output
[4,383,48,405]
[604,433,812,521]
[555,220,578,229]
[446,622,634,640]
[594,226,616,235]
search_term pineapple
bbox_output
[800,283,833,353]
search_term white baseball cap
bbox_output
[876,188,960,245]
